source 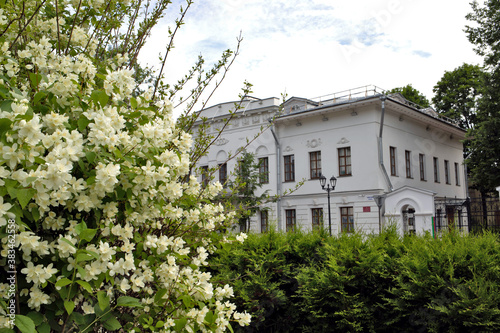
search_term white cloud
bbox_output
[139,0,484,114]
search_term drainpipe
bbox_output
[269,120,282,231]
[378,95,393,192]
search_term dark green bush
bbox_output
[209,228,500,332]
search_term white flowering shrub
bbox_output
[0,1,250,332]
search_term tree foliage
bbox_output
[432,63,484,130]
[465,0,500,190]
[226,152,270,232]
[387,84,430,108]
[0,0,251,331]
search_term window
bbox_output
[444,160,450,184]
[338,147,352,176]
[284,155,295,182]
[201,165,209,187]
[455,162,460,186]
[433,157,440,183]
[419,154,426,181]
[405,150,412,178]
[219,163,227,185]
[340,207,354,233]
[285,209,296,232]
[309,151,322,179]
[260,210,268,233]
[311,208,323,230]
[259,157,269,184]
[390,146,397,176]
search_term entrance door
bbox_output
[402,206,416,234]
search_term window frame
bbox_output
[390,146,397,176]
[338,147,352,177]
[419,153,426,181]
[311,208,323,230]
[433,157,440,183]
[258,157,269,184]
[444,160,450,184]
[284,155,295,182]
[309,151,322,180]
[340,206,354,233]
[219,163,227,185]
[455,162,460,186]
[285,209,296,232]
[405,150,412,178]
[260,210,268,233]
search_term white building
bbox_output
[194,86,467,236]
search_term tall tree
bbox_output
[432,63,484,130]
[465,0,500,191]
[227,152,270,233]
[387,84,431,108]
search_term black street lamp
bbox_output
[319,174,337,235]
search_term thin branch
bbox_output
[55,0,61,55]
[152,0,193,100]
[64,0,83,55]
[8,0,47,51]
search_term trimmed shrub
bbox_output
[210,228,500,332]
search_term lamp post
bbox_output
[319,174,337,235]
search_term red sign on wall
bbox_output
[363,206,371,212]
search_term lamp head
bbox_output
[319,174,326,188]
[330,175,337,190]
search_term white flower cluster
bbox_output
[0,1,250,331]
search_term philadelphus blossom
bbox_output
[0,1,250,331]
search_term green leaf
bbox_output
[0,118,12,137]
[16,188,37,209]
[116,296,143,308]
[15,315,36,333]
[55,278,73,288]
[101,316,121,331]
[91,90,109,108]
[76,251,94,262]
[76,280,93,293]
[29,73,42,89]
[85,151,96,164]
[174,318,187,331]
[180,295,193,308]
[154,288,168,305]
[31,207,40,222]
[84,250,100,260]
[60,237,77,250]
[64,300,75,315]
[33,91,47,105]
[130,97,137,109]
[78,115,91,132]
[36,323,51,333]
[113,149,122,159]
[86,176,96,185]
[204,311,215,325]
[76,266,87,279]
[80,228,97,242]
[74,222,87,235]
[26,312,43,326]
[0,328,15,333]
[97,291,110,311]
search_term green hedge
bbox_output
[208,228,500,332]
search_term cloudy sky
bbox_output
[140,0,484,112]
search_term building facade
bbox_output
[194,86,467,236]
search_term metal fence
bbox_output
[434,194,500,233]
[468,194,500,233]
[434,197,470,233]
